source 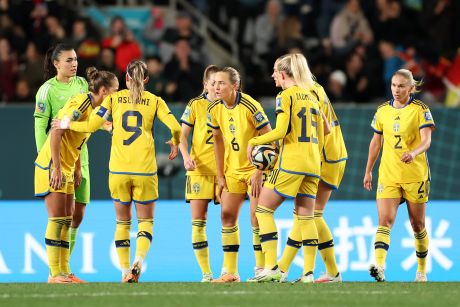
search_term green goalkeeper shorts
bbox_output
[75,164,90,204]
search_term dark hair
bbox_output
[44,44,75,80]
[145,55,162,64]
[86,67,117,93]
[126,60,148,104]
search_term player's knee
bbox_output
[221,210,237,226]
[409,218,425,232]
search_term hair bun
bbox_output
[86,67,99,80]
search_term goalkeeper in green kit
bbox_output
[34,44,101,283]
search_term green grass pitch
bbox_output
[1,282,459,307]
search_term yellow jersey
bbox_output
[207,91,270,175]
[310,82,348,163]
[35,93,93,173]
[70,89,181,175]
[249,85,324,177]
[371,98,435,183]
[180,93,217,176]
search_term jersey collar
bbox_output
[87,93,94,109]
[221,91,241,109]
[390,95,414,109]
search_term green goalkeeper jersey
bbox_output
[34,76,89,165]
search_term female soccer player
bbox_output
[35,44,90,282]
[207,67,272,283]
[35,67,118,283]
[276,81,347,283]
[57,60,181,283]
[179,65,219,282]
[246,53,328,283]
[364,69,435,282]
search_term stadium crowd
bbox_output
[1,0,460,106]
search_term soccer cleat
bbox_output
[415,271,427,282]
[67,273,87,283]
[369,264,385,282]
[292,271,314,284]
[48,274,74,284]
[247,268,282,283]
[201,273,213,282]
[254,266,264,277]
[279,270,288,283]
[122,262,141,283]
[211,273,240,283]
[315,272,342,283]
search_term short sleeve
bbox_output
[34,84,52,118]
[180,104,195,127]
[207,107,219,129]
[418,107,435,130]
[252,105,270,130]
[371,111,382,134]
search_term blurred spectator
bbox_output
[327,70,347,102]
[71,18,101,75]
[143,6,166,55]
[98,47,123,88]
[158,12,204,63]
[18,42,44,94]
[0,37,18,102]
[163,39,204,103]
[252,0,282,70]
[372,0,415,47]
[275,15,306,57]
[44,15,66,45]
[421,0,459,59]
[330,0,373,56]
[316,0,346,39]
[443,49,460,107]
[145,55,167,97]
[11,78,34,102]
[343,52,371,102]
[378,40,403,96]
[101,16,142,72]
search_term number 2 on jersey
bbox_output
[122,110,143,145]
[297,107,318,144]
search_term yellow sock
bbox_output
[314,210,339,276]
[45,217,65,277]
[375,226,391,268]
[192,219,211,274]
[59,216,72,274]
[278,212,301,273]
[255,205,278,269]
[136,218,153,261]
[252,227,264,269]
[115,220,131,270]
[414,229,429,273]
[222,225,239,274]
[298,215,318,275]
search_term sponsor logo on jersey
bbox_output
[182,108,191,120]
[72,110,81,121]
[276,97,282,109]
[229,124,236,135]
[254,111,265,123]
[424,111,432,121]
[36,102,46,113]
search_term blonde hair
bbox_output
[220,66,241,90]
[393,69,423,93]
[276,53,315,89]
[126,60,148,104]
[202,64,220,94]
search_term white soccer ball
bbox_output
[251,144,279,171]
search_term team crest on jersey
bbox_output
[182,108,191,120]
[72,110,81,121]
[424,111,432,121]
[207,113,212,123]
[377,183,384,194]
[36,102,46,113]
[393,122,400,132]
[254,111,265,123]
[192,183,200,193]
[276,97,282,109]
[229,124,236,135]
